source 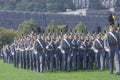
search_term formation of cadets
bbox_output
[0,25,120,75]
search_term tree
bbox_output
[45,20,66,34]
[18,19,41,35]
[15,0,29,11]
[57,25,67,33]
[46,0,74,12]
[2,0,119,12]
[73,22,88,34]
[0,27,17,49]
[45,20,57,33]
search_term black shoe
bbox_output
[116,72,120,75]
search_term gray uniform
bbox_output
[34,39,45,72]
[46,39,55,72]
[71,38,78,71]
[54,39,61,70]
[60,38,71,71]
[93,39,105,70]
[106,31,120,74]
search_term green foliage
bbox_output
[57,25,67,33]
[45,20,67,34]
[0,0,74,12]
[45,20,58,33]
[114,21,120,28]
[45,20,82,34]
[0,0,120,12]
[0,19,41,49]
[46,0,74,12]
[0,27,17,49]
[73,22,88,34]
[18,19,41,35]
[103,26,109,33]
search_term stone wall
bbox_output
[0,10,110,32]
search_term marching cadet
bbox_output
[92,34,105,71]
[41,34,47,71]
[24,37,30,70]
[0,46,3,60]
[46,34,54,72]
[34,34,46,72]
[0,48,2,59]
[28,38,35,71]
[27,37,33,70]
[17,39,21,68]
[51,34,56,69]
[26,36,32,70]
[102,34,106,69]
[54,35,61,70]
[1,45,6,63]
[59,34,71,71]
[102,34,109,69]
[80,35,87,70]
[5,45,11,64]
[67,34,72,71]
[19,38,25,69]
[11,40,17,68]
[77,35,82,69]
[87,35,94,69]
[104,25,120,75]
[9,43,15,63]
[4,45,8,63]
[58,34,63,70]
[32,35,37,71]
[85,35,90,69]
[14,40,20,68]
[44,34,49,71]
[71,34,78,71]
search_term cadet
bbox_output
[20,38,26,69]
[5,45,11,64]
[54,35,61,70]
[28,38,34,70]
[92,34,105,70]
[87,35,94,69]
[46,34,54,72]
[71,34,78,71]
[1,45,6,63]
[105,25,120,74]
[14,40,20,68]
[10,43,15,63]
[31,35,37,71]
[77,35,81,69]
[60,34,71,71]
[103,34,109,69]
[80,35,87,70]
[24,37,30,70]
[34,34,45,72]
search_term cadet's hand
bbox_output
[104,35,107,39]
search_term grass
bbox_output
[0,60,120,80]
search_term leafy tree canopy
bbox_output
[73,22,88,34]
[0,27,17,49]
[18,19,41,35]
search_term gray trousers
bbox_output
[38,51,44,72]
[95,50,105,70]
[109,46,120,74]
